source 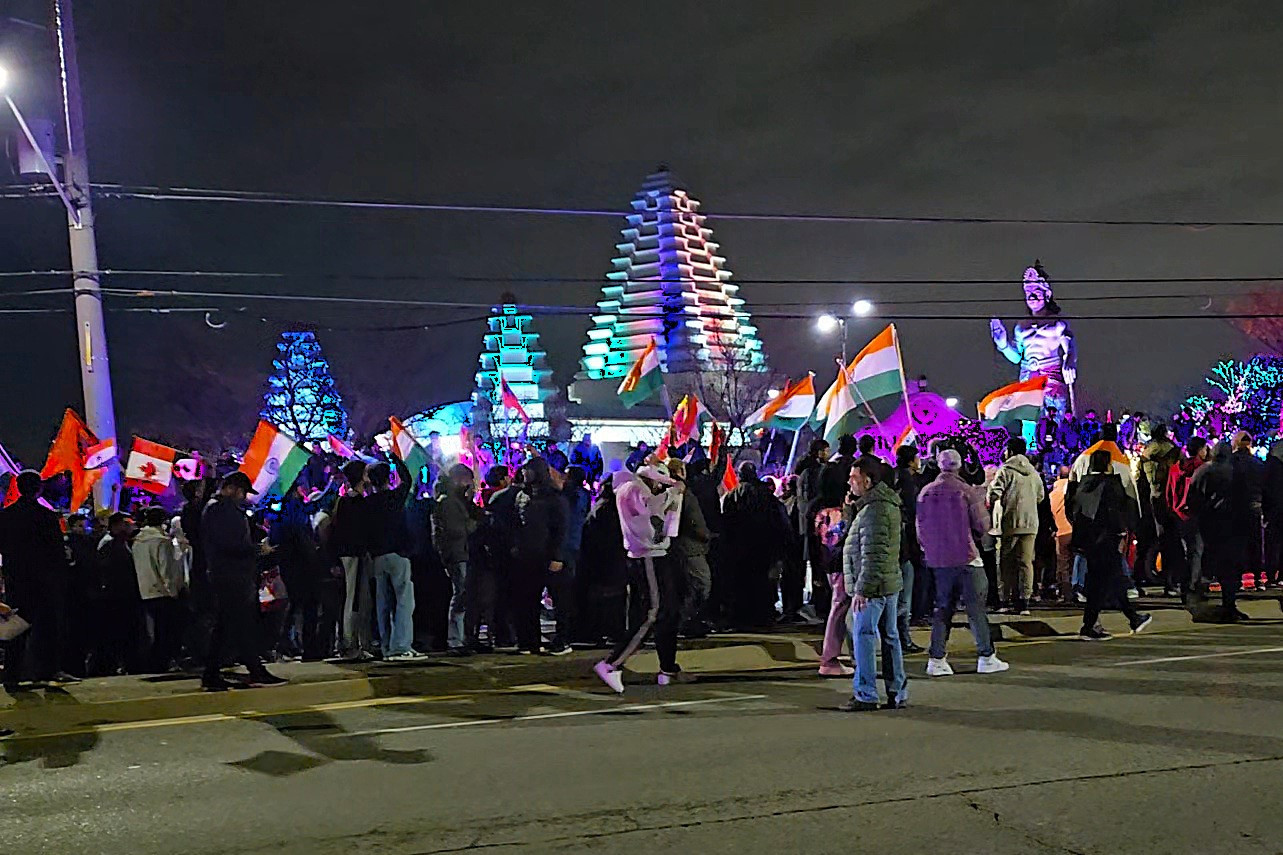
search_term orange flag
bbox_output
[40,408,103,509]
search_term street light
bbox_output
[945,396,959,409]
[0,65,8,91]
[852,299,875,317]
[815,313,839,334]
[767,388,781,400]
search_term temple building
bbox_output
[471,297,561,440]
[573,168,767,401]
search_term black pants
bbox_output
[1265,515,1283,585]
[780,543,805,618]
[607,556,681,674]
[546,553,578,647]
[203,575,262,680]
[1081,545,1140,632]
[1205,534,1240,614]
[90,597,142,676]
[512,558,548,653]
[142,597,185,672]
[1,630,29,689]
[912,563,934,621]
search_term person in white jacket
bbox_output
[132,506,187,673]
[593,462,685,693]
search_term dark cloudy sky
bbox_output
[0,0,1278,460]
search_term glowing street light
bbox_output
[945,396,959,408]
[0,66,9,91]
[815,313,839,334]
[767,388,781,400]
[852,299,875,317]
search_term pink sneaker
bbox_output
[817,662,854,677]
[593,661,625,694]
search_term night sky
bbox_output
[0,0,1278,461]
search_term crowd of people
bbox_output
[0,415,1277,707]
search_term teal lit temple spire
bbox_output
[472,295,558,437]
[577,167,767,380]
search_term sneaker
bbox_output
[1074,587,1087,604]
[995,607,1012,615]
[882,698,909,710]
[245,671,287,687]
[593,661,625,694]
[1129,613,1153,634]
[839,697,880,713]
[1126,588,1140,600]
[386,651,427,662]
[901,640,925,654]
[977,654,1010,674]
[1017,609,1032,616]
[201,676,232,693]
[925,657,954,677]
[818,662,854,677]
[1079,626,1112,641]
[657,670,695,686]
[546,644,573,657]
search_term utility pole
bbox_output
[55,0,119,509]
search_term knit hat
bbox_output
[937,449,963,472]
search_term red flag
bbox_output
[708,423,725,464]
[721,459,739,493]
[40,408,102,510]
[500,376,531,424]
[124,437,179,495]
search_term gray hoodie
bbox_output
[987,453,1045,535]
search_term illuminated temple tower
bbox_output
[572,168,767,406]
[472,297,560,438]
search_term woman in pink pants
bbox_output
[815,507,853,676]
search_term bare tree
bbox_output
[1228,290,1283,355]
[688,331,782,447]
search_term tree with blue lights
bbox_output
[1182,354,1283,442]
[261,331,348,442]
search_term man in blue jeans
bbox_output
[916,449,1009,676]
[366,457,424,661]
[840,458,908,712]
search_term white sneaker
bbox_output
[593,661,625,694]
[1126,588,1140,600]
[925,657,954,677]
[977,654,1010,674]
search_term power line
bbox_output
[88,183,1283,229]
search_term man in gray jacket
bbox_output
[987,436,1045,615]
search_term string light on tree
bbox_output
[260,331,348,443]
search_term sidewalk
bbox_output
[3,594,1280,737]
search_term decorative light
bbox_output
[767,388,781,400]
[816,314,839,333]
[0,66,9,92]
[945,396,959,408]
[852,299,875,317]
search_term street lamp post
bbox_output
[1,1,120,509]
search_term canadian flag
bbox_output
[124,437,179,495]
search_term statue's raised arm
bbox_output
[990,317,1020,364]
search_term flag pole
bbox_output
[891,324,917,443]
[784,426,803,474]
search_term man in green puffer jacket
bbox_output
[840,458,907,712]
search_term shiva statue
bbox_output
[989,261,1077,415]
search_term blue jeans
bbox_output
[446,561,469,650]
[898,561,914,644]
[1072,553,1131,588]
[852,592,908,704]
[371,553,415,656]
[928,565,995,659]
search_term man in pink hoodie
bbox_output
[916,450,1009,676]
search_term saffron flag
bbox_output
[124,437,178,495]
[671,394,712,446]
[40,408,102,510]
[978,376,1047,429]
[818,325,907,444]
[721,458,739,493]
[389,416,432,491]
[744,374,817,431]
[616,339,664,408]
[500,376,531,424]
[327,434,356,459]
[241,421,311,501]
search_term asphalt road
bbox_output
[5,620,1283,854]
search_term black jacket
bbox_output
[202,496,258,581]
[0,496,68,611]
[686,456,727,535]
[97,536,141,601]
[817,455,854,509]
[329,493,371,558]
[366,458,412,557]
[1230,448,1265,534]
[514,485,569,565]
[893,465,923,564]
[1070,473,1136,553]
[1191,455,1235,540]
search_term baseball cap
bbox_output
[221,471,258,495]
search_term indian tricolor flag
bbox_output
[671,394,713,446]
[390,416,431,491]
[817,325,907,444]
[617,338,663,408]
[744,374,817,432]
[978,376,1047,429]
[241,421,311,501]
